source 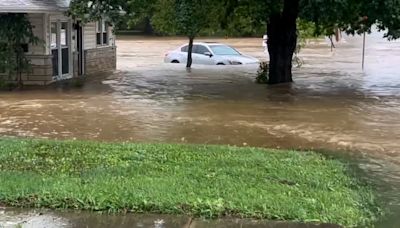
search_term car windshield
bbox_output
[209,45,241,55]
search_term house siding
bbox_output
[83,21,116,75]
[84,47,116,75]
[27,14,46,54]
[25,14,53,85]
[26,55,53,85]
[83,22,96,50]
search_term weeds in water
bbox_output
[0,139,382,227]
[256,62,269,84]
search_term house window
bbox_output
[96,20,109,45]
[60,22,68,46]
[51,22,57,49]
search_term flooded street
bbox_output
[1,32,400,227]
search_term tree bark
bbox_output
[267,0,299,84]
[186,37,194,68]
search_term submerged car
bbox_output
[164,42,260,65]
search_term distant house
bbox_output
[0,0,117,85]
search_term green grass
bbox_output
[0,139,381,227]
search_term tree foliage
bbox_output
[214,0,400,39]
[300,0,400,39]
[69,0,128,23]
[69,0,400,40]
[151,0,216,67]
[125,0,157,29]
[0,14,40,86]
[150,0,217,38]
[221,0,400,83]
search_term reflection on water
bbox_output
[0,33,399,227]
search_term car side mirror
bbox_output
[204,52,213,57]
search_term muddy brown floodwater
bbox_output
[0,209,342,228]
[1,32,400,227]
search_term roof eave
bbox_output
[0,8,69,14]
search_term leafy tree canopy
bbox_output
[297,0,400,39]
[151,0,217,67]
[70,0,400,39]
[69,0,128,23]
[202,0,400,39]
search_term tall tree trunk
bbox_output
[186,37,194,68]
[267,0,299,84]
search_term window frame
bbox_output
[193,45,210,55]
[96,19,109,46]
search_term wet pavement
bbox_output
[1,32,400,227]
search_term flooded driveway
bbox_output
[0,33,400,227]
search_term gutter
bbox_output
[0,8,68,14]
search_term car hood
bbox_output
[219,55,260,64]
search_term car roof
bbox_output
[197,42,224,46]
[181,42,225,47]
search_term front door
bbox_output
[51,21,71,80]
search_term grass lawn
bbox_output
[0,139,381,227]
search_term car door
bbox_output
[192,45,214,65]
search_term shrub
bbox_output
[256,61,269,84]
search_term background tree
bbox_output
[0,14,40,87]
[217,0,274,37]
[124,0,157,34]
[70,0,400,83]
[152,0,215,68]
[69,0,128,23]
[219,0,400,84]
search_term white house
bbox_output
[0,0,117,85]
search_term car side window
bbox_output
[193,45,209,55]
[181,45,188,52]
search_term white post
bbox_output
[69,19,73,77]
[57,20,62,78]
[43,14,49,55]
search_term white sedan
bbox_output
[164,42,260,65]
